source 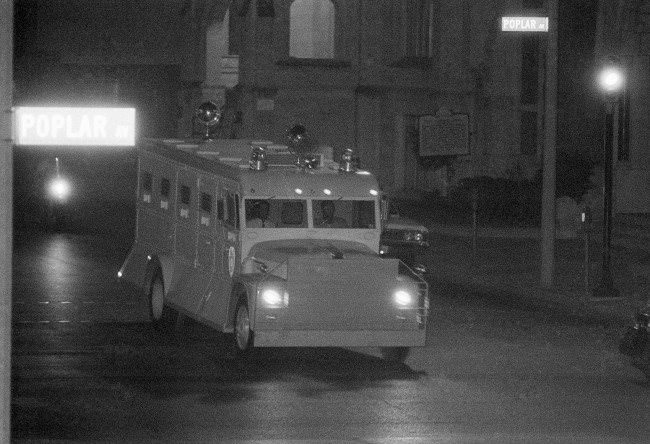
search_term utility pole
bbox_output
[540,0,558,288]
[0,0,13,440]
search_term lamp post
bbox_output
[592,61,624,299]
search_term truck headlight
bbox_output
[393,290,413,307]
[261,288,288,307]
[262,289,282,306]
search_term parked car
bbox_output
[380,202,429,276]
[619,298,650,380]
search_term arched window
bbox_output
[289,0,335,59]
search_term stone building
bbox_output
[199,0,549,195]
[17,0,648,210]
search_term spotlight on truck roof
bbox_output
[339,148,357,173]
[195,101,221,140]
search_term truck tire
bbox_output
[233,296,254,354]
[148,272,177,331]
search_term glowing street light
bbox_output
[598,66,625,95]
[48,176,71,202]
[593,59,625,300]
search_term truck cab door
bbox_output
[198,183,241,329]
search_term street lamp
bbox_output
[592,60,624,299]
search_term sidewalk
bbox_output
[422,214,650,326]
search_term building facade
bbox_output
[199,0,548,195]
[20,0,647,211]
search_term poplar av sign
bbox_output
[501,16,549,32]
[13,107,136,146]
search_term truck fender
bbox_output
[142,254,174,296]
[224,277,257,331]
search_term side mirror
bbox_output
[412,263,427,276]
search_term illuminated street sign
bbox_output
[501,16,549,32]
[13,107,136,146]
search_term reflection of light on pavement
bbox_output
[44,234,75,303]
[13,232,149,324]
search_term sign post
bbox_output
[501,6,556,288]
[540,1,558,288]
[0,1,12,441]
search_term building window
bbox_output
[403,0,435,58]
[289,0,335,59]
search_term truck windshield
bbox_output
[245,199,307,228]
[313,199,375,229]
[245,198,376,229]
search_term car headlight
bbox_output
[393,290,413,307]
[404,231,424,242]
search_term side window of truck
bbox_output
[200,192,212,214]
[180,185,191,205]
[160,177,171,210]
[141,171,152,203]
[217,197,225,222]
[200,192,213,227]
[179,184,191,219]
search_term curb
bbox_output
[431,265,634,327]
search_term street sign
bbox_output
[501,16,549,32]
[13,107,136,146]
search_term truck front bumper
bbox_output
[253,329,426,347]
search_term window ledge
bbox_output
[276,57,351,68]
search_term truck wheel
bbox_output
[380,347,410,363]
[234,296,254,353]
[148,272,176,331]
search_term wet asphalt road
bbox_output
[10,229,650,443]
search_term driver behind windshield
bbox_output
[317,200,348,228]
[247,200,276,228]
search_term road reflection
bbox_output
[13,231,146,324]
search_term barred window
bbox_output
[180,185,191,206]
